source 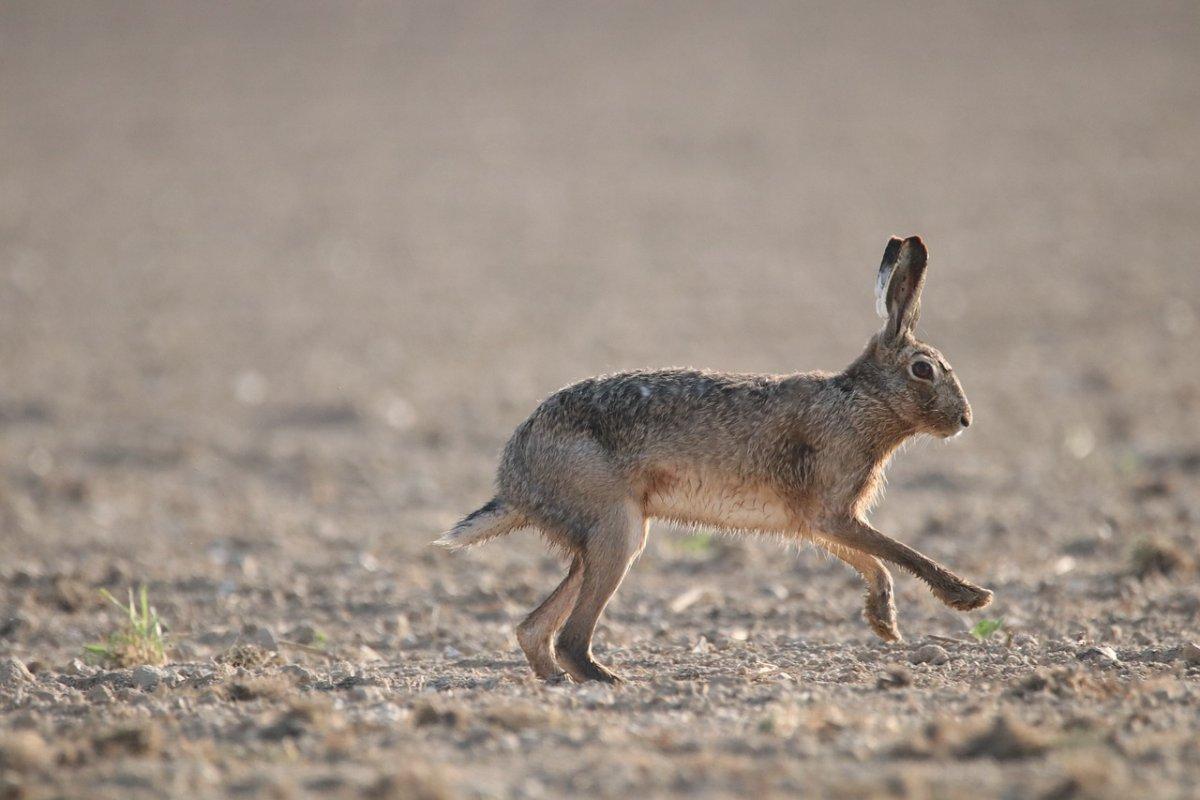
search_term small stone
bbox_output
[0,657,34,688]
[877,665,913,689]
[131,665,162,690]
[1178,642,1200,665]
[62,658,93,676]
[87,684,114,703]
[1077,645,1120,665]
[289,624,318,645]
[909,644,950,666]
[0,730,52,772]
[442,646,462,660]
[1011,633,1039,649]
[250,626,278,652]
[349,685,382,702]
[282,664,316,685]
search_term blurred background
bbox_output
[1,2,1198,796]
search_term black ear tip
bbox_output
[904,235,927,252]
[882,237,904,264]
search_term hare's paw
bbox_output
[558,648,624,684]
[864,591,902,642]
[933,581,993,611]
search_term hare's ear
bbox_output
[875,235,927,341]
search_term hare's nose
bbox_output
[959,412,972,428]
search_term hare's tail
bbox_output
[434,498,524,550]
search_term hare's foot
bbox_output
[558,647,623,684]
[516,556,585,680]
[864,590,902,642]
[516,623,564,680]
[932,581,993,611]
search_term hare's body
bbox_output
[501,369,899,541]
[438,237,993,683]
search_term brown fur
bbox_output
[437,236,991,683]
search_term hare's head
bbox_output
[855,236,971,438]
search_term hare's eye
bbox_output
[910,360,935,381]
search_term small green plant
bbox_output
[969,618,1005,642]
[84,586,166,667]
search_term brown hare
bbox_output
[437,236,991,683]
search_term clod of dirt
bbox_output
[481,701,559,732]
[222,675,292,702]
[1129,537,1193,579]
[876,666,913,689]
[1007,667,1116,700]
[91,722,163,758]
[131,665,162,690]
[1077,645,1120,667]
[365,766,454,800]
[412,700,466,729]
[0,612,30,640]
[0,731,52,773]
[248,626,278,652]
[909,644,949,666]
[0,658,34,688]
[952,715,1050,761]
[42,575,92,612]
[215,643,280,669]
[260,698,335,741]
[287,623,320,645]
[86,684,114,704]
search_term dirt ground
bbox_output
[2,2,1199,798]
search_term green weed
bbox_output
[969,618,1005,642]
[83,586,166,667]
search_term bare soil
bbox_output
[2,2,1199,798]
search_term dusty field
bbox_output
[2,2,1199,798]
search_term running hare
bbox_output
[437,236,991,683]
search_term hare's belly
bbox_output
[642,468,796,532]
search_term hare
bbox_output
[436,236,991,683]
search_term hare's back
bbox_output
[527,369,794,454]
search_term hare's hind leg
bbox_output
[815,540,900,642]
[556,502,647,684]
[516,556,583,680]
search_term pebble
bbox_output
[349,685,383,702]
[1179,642,1200,665]
[1011,633,1039,649]
[87,683,114,703]
[282,665,317,685]
[1077,645,1120,666]
[250,626,278,652]
[909,644,950,666]
[131,665,163,690]
[877,665,913,689]
[289,624,319,645]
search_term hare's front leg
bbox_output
[815,540,900,641]
[820,516,992,612]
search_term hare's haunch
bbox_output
[437,236,991,683]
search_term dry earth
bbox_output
[2,2,1199,798]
